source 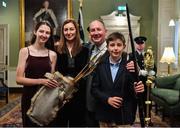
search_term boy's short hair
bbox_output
[106,32,126,45]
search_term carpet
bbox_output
[0,98,171,127]
[0,97,22,127]
[133,111,169,127]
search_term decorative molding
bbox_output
[101,10,141,52]
[101,10,140,27]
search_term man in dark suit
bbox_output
[131,36,157,125]
[134,36,148,76]
[134,36,148,88]
[85,19,108,127]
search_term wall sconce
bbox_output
[160,47,176,74]
[169,19,175,26]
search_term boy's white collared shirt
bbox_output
[109,57,122,82]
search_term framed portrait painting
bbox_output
[20,0,72,47]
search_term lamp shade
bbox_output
[169,19,175,26]
[160,47,176,64]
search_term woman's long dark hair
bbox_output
[30,20,54,51]
[57,19,82,57]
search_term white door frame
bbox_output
[0,24,9,82]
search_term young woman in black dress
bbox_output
[16,21,58,127]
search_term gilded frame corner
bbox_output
[19,0,72,48]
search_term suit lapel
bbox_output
[105,58,114,84]
[113,63,123,85]
[88,44,95,61]
[113,54,127,85]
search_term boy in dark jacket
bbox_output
[91,32,144,127]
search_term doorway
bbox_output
[0,24,9,83]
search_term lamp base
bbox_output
[168,64,170,75]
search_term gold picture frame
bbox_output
[19,0,73,48]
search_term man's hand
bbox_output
[148,70,156,76]
[139,70,148,76]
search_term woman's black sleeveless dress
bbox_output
[21,47,51,127]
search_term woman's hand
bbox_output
[39,78,59,88]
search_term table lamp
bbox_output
[160,47,176,74]
[169,19,175,26]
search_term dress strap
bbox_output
[27,47,30,55]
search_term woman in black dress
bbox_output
[56,19,89,127]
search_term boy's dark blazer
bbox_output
[91,52,137,125]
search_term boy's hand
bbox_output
[126,61,135,72]
[134,81,144,93]
[107,96,123,109]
